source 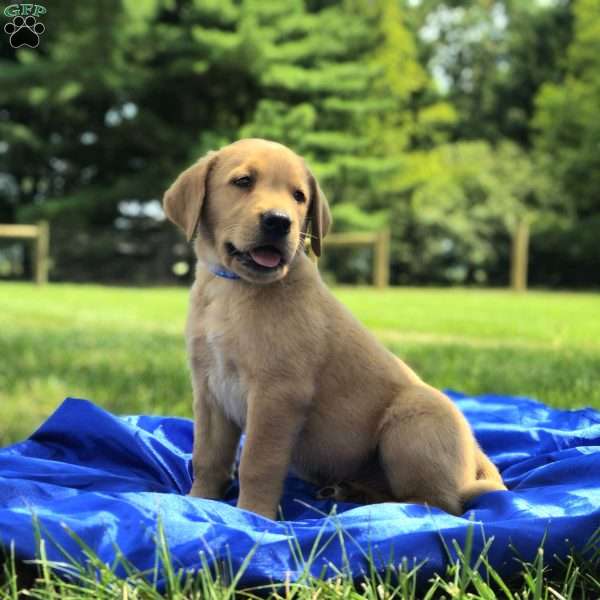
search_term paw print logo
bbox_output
[4,15,45,48]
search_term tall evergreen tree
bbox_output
[235,1,387,205]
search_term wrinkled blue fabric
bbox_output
[0,391,599,588]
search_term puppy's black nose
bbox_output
[261,211,291,238]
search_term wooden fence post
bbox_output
[0,222,50,284]
[374,228,390,289]
[305,228,391,287]
[510,218,529,292]
[34,221,50,285]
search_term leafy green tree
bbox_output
[419,0,572,147]
[528,0,600,287]
[533,0,600,218]
[386,140,550,285]
[398,0,576,286]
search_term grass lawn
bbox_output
[1,282,599,445]
[0,282,599,598]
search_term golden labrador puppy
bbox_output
[163,138,506,519]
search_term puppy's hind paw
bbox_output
[316,483,350,501]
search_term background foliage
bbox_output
[0,0,598,286]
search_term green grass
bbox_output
[1,283,599,444]
[1,282,599,597]
[1,517,598,599]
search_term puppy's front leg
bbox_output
[237,390,308,519]
[189,376,241,499]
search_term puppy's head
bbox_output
[163,138,330,284]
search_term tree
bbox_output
[237,0,448,208]
[533,0,600,219]
[401,0,574,287]
[205,0,456,283]
[385,140,549,285]
[1,0,593,287]
[528,0,600,287]
[418,0,572,147]
[0,0,437,282]
[0,0,275,280]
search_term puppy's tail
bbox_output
[460,478,507,505]
[476,448,503,482]
[460,449,507,505]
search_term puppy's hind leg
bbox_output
[378,385,478,516]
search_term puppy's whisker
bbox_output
[219,225,241,237]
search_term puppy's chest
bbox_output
[196,291,300,430]
[205,333,248,429]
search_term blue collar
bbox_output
[208,264,241,280]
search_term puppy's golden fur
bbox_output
[164,138,506,519]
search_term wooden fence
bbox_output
[0,222,50,284]
[510,218,529,292]
[316,228,391,289]
[0,221,530,291]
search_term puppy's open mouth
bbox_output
[226,242,285,272]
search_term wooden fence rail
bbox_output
[312,228,391,288]
[0,221,50,284]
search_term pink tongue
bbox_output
[249,247,282,268]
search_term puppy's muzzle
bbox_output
[261,211,291,240]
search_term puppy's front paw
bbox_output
[236,499,277,520]
[188,480,227,499]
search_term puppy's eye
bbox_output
[293,189,306,203]
[232,176,252,188]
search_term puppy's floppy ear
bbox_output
[163,151,218,241]
[307,171,332,257]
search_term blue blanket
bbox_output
[0,392,599,587]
